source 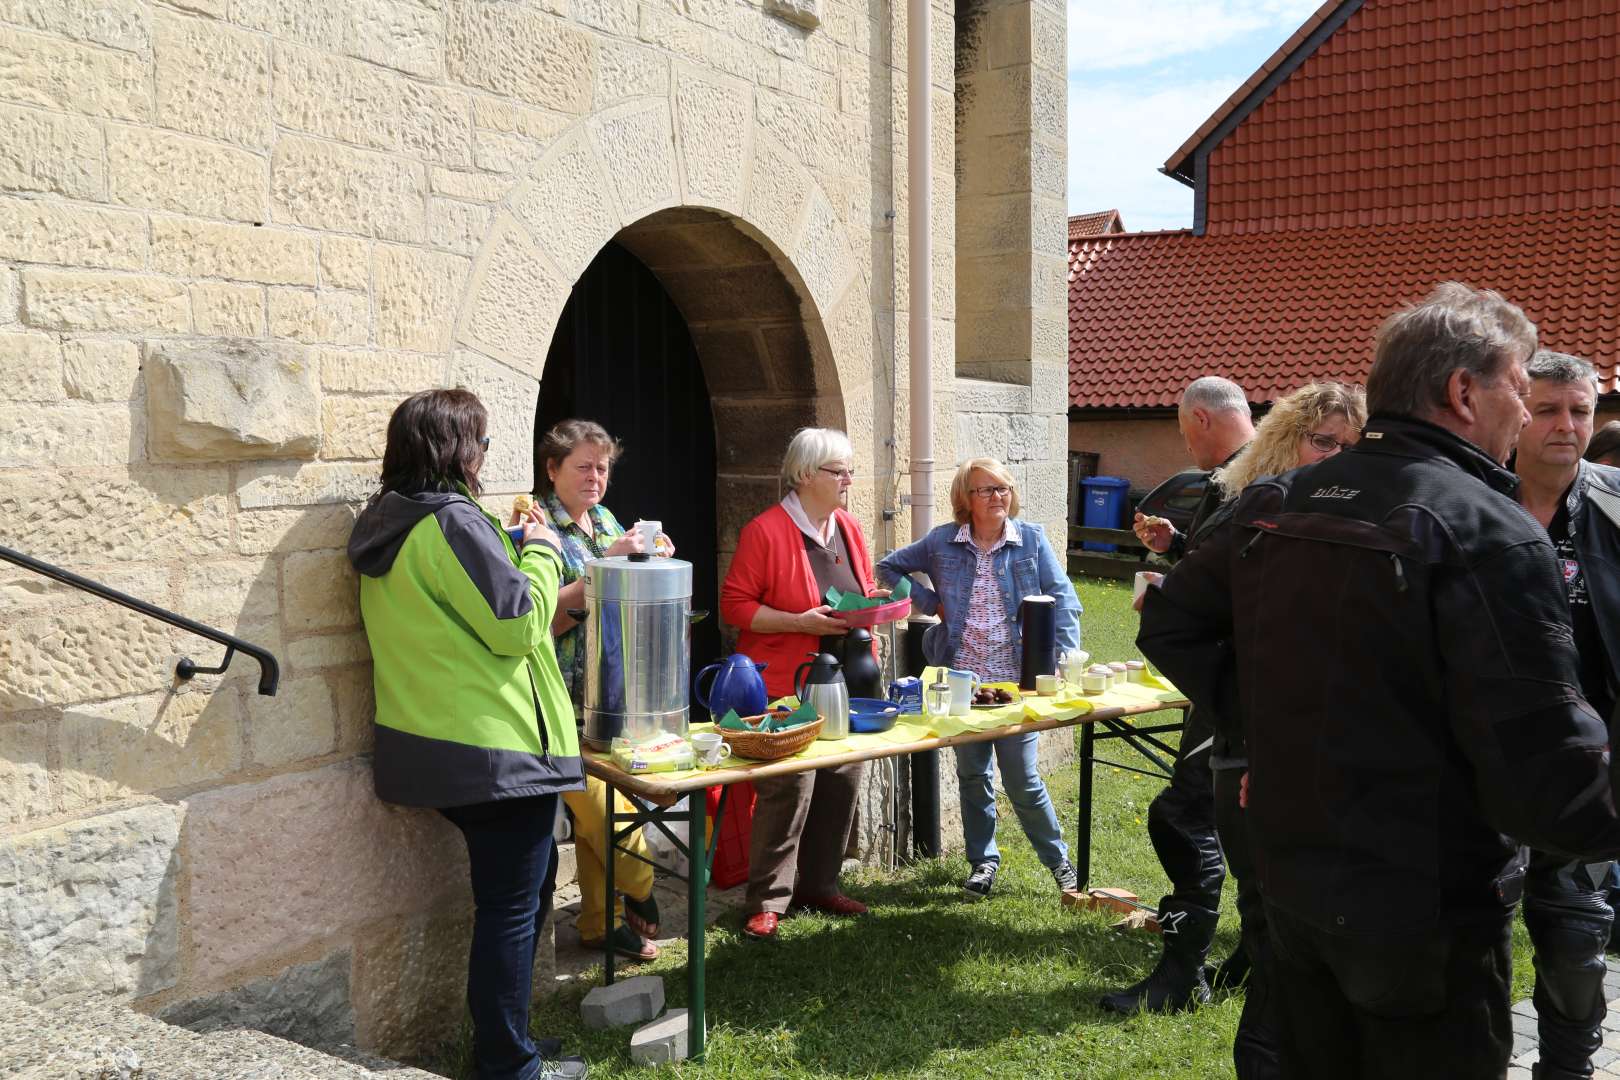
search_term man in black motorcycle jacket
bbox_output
[1513,350,1620,1080]
[1139,283,1620,1079]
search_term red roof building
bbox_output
[1068,210,1126,239]
[1069,0,1620,424]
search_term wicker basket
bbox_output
[718,715,824,761]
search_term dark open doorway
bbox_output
[536,241,722,695]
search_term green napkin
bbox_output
[773,698,819,730]
[890,576,911,601]
[825,586,881,612]
[718,709,751,730]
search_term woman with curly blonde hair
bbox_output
[1212,381,1367,499]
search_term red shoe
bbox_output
[792,892,868,917]
[743,911,779,939]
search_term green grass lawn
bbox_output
[425,575,1532,1078]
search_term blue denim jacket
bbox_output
[876,519,1081,669]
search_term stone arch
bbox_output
[444,77,880,547]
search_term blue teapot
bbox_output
[693,653,768,720]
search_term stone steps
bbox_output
[0,993,442,1080]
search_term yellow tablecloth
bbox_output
[630,673,1182,781]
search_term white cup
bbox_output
[1133,571,1164,603]
[1060,649,1091,686]
[691,731,731,768]
[635,519,662,554]
[946,668,979,715]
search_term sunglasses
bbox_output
[479,435,492,450]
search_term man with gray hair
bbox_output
[1133,375,1256,560]
[1104,375,1254,1016]
[1139,283,1620,1077]
[1515,350,1620,1080]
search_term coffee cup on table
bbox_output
[691,731,731,768]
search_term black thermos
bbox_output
[1018,595,1057,691]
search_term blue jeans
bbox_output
[954,732,1067,870]
[442,794,562,1080]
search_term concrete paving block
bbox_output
[630,1009,689,1066]
[1507,1069,1533,1080]
[1511,1010,1539,1039]
[580,975,664,1030]
[1513,1048,1540,1068]
[1596,1046,1620,1070]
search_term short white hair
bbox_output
[1179,376,1249,416]
[781,427,854,489]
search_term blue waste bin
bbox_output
[1080,475,1132,551]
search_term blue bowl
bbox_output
[849,697,901,734]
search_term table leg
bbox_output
[687,791,707,1061]
[603,778,616,987]
[1078,721,1095,891]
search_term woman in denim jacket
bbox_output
[877,457,1081,901]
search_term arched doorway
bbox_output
[536,241,722,675]
[532,207,854,702]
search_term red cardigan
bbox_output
[720,503,877,699]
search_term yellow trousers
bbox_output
[563,775,656,941]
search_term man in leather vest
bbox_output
[1102,377,1254,1014]
[1139,283,1620,1078]
[1514,350,1620,1080]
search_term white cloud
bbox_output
[1068,0,1321,73]
[1067,78,1241,230]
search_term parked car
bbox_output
[1134,469,1209,536]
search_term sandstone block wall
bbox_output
[951,0,1068,542]
[0,0,1016,1060]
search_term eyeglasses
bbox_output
[479,435,492,450]
[1304,432,1352,454]
[819,467,856,481]
[970,485,1012,499]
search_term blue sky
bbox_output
[1067,0,1324,232]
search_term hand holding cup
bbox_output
[1131,570,1164,612]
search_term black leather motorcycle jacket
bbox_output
[1139,415,1620,935]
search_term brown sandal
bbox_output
[581,924,658,960]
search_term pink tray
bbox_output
[830,596,912,628]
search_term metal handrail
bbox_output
[0,544,280,696]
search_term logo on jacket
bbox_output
[1563,558,1580,584]
[1310,486,1361,500]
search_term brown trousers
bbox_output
[745,762,865,914]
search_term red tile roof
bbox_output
[1179,0,1620,235]
[1069,210,1125,238]
[1163,0,1345,182]
[1068,210,1620,409]
[1074,0,1620,409]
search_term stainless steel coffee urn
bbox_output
[581,552,692,750]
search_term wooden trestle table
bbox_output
[582,684,1190,1062]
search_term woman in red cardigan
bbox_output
[720,427,883,940]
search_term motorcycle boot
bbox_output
[1099,903,1218,1014]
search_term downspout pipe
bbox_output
[906,0,941,859]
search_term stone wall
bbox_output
[951,0,1068,540]
[0,0,987,1059]
[955,375,1068,540]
